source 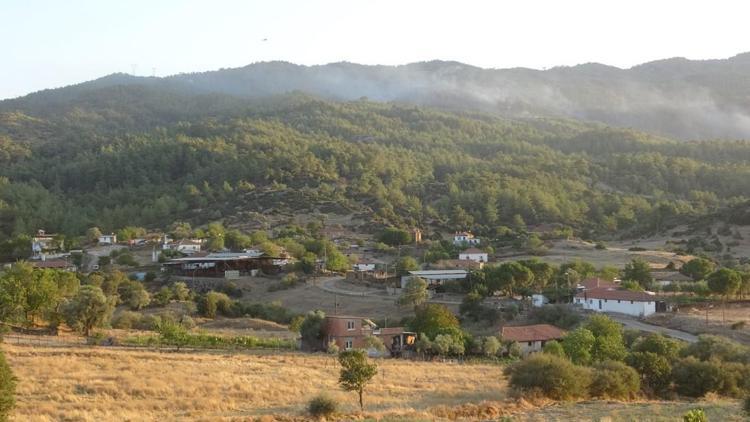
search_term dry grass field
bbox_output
[648,302,750,345]
[4,342,744,421]
[507,239,693,269]
[3,344,506,421]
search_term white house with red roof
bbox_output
[574,287,657,317]
[458,247,488,263]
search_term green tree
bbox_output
[378,227,412,246]
[542,340,566,357]
[707,268,742,323]
[0,348,16,421]
[408,304,461,340]
[172,282,191,301]
[584,314,628,362]
[63,285,112,336]
[338,349,378,411]
[86,227,103,243]
[300,310,326,351]
[394,256,418,276]
[681,258,716,281]
[483,336,502,357]
[623,258,654,290]
[562,327,595,365]
[626,351,672,394]
[398,277,428,307]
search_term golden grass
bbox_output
[3,344,506,421]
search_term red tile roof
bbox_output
[581,277,617,289]
[575,287,656,302]
[501,324,565,342]
[31,260,72,269]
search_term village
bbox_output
[0,217,748,420]
[9,223,745,353]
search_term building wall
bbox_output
[575,297,656,317]
[517,340,546,355]
[458,252,488,262]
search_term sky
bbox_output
[2,0,750,99]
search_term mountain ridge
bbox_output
[5,52,750,140]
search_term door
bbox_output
[598,299,602,310]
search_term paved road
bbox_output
[609,314,699,343]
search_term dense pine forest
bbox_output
[2,84,750,246]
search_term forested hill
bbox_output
[6,53,750,140]
[2,84,750,244]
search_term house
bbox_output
[501,324,565,355]
[31,229,64,260]
[574,287,659,317]
[578,277,618,291]
[401,269,468,288]
[30,259,77,272]
[651,271,692,287]
[321,315,416,357]
[353,261,377,272]
[453,231,480,246]
[172,239,203,255]
[98,233,117,245]
[458,247,488,263]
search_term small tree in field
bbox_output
[338,350,378,411]
[64,285,111,336]
[0,349,16,421]
[398,277,428,307]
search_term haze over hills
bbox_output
[3,51,750,251]
[5,52,750,140]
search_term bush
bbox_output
[308,394,338,419]
[180,315,196,329]
[672,357,724,397]
[682,335,749,364]
[731,321,746,330]
[216,281,243,298]
[528,305,581,330]
[112,311,143,329]
[590,360,640,399]
[0,349,16,420]
[682,408,707,422]
[542,340,566,358]
[197,291,233,318]
[626,351,672,394]
[505,354,591,400]
[135,314,162,331]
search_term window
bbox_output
[618,300,621,303]
[345,339,353,350]
[528,341,533,346]
[347,320,355,330]
[630,300,634,304]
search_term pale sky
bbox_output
[2,0,749,99]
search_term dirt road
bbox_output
[609,314,699,343]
